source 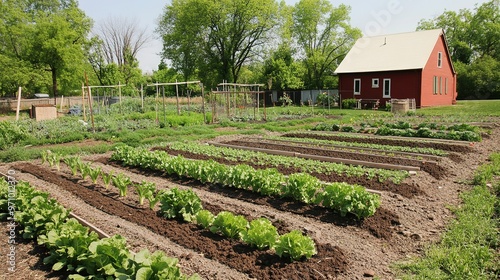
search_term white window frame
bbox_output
[354,79,361,95]
[372,78,379,88]
[445,77,448,95]
[437,52,443,68]
[383,78,391,98]
[433,76,438,94]
[439,77,442,94]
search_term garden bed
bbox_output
[1,124,498,279]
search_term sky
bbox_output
[78,0,490,73]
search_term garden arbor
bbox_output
[210,82,266,122]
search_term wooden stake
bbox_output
[60,95,64,112]
[84,72,95,133]
[118,81,122,114]
[15,87,22,121]
[82,83,86,122]
[201,83,206,124]
[140,84,144,111]
[175,80,180,115]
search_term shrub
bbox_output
[341,98,357,109]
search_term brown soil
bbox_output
[221,139,447,179]
[11,162,349,280]
[1,125,498,280]
[283,132,474,153]
[151,146,424,198]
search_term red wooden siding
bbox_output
[420,34,457,107]
[339,70,422,107]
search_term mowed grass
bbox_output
[396,153,500,280]
[419,100,500,117]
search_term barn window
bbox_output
[383,79,391,98]
[354,79,361,95]
[445,78,448,94]
[437,52,443,68]
[439,77,443,94]
[372,78,379,88]
[433,76,438,94]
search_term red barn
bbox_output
[334,29,457,108]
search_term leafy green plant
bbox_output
[47,151,62,171]
[315,183,380,219]
[38,219,99,272]
[78,162,92,181]
[14,187,69,239]
[146,191,161,211]
[195,209,215,229]
[133,249,200,280]
[159,187,203,222]
[241,218,279,250]
[88,166,102,184]
[209,211,248,239]
[101,170,114,189]
[41,150,50,165]
[275,230,316,261]
[64,156,82,176]
[284,173,322,204]
[72,235,135,278]
[135,181,156,205]
[112,173,132,197]
[341,98,357,109]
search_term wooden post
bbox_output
[162,86,166,125]
[84,72,95,133]
[15,87,22,121]
[118,81,122,114]
[155,84,159,123]
[82,83,86,121]
[175,80,180,115]
[60,95,64,112]
[261,86,266,121]
[201,83,206,124]
[140,84,144,111]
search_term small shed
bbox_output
[31,104,57,121]
[334,29,457,108]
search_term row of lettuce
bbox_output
[312,121,482,142]
[112,145,381,219]
[161,141,410,183]
[41,153,319,262]
[0,178,200,280]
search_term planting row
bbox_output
[266,135,448,156]
[283,132,474,153]
[312,121,481,142]
[160,141,409,184]
[43,153,319,262]
[112,145,381,219]
[159,187,316,261]
[0,178,199,280]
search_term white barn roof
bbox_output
[334,29,443,74]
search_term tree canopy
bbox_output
[0,0,92,98]
[158,0,280,88]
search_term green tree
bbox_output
[263,44,304,91]
[292,0,361,89]
[157,0,279,88]
[417,0,500,99]
[0,0,92,98]
[417,9,474,64]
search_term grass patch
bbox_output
[396,153,500,280]
[0,142,115,162]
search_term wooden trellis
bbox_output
[146,80,204,124]
[209,82,266,122]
